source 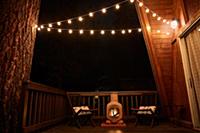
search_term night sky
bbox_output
[30,0,156,91]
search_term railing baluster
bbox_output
[38,92,42,123]
[103,96,106,116]
[28,91,34,126]
[126,96,129,116]
[98,96,101,117]
[22,90,29,127]
[131,96,133,108]
[33,92,38,124]
[88,96,90,106]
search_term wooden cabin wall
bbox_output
[137,1,197,126]
[137,0,174,117]
[182,0,200,21]
[171,0,200,127]
[171,40,192,127]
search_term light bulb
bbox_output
[139,2,143,7]
[157,17,161,21]
[57,22,61,26]
[68,29,73,34]
[47,28,51,32]
[67,20,72,24]
[157,30,160,33]
[121,30,126,34]
[111,30,115,35]
[163,19,166,23]
[130,0,134,3]
[79,29,84,34]
[198,28,200,32]
[58,29,62,33]
[37,27,41,31]
[40,25,44,29]
[128,29,132,33]
[115,4,120,10]
[48,24,52,27]
[152,13,157,17]
[78,17,83,22]
[145,8,150,13]
[90,30,94,35]
[102,8,106,13]
[101,30,105,35]
[147,26,151,31]
[89,12,94,17]
[34,25,38,28]
[167,21,170,25]
[170,19,178,29]
[138,28,142,32]
[166,32,170,35]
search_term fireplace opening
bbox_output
[109,108,120,118]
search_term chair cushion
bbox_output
[137,106,156,115]
[73,106,92,116]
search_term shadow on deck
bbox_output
[40,122,199,133]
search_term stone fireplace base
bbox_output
[101,120,126,128]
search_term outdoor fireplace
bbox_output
[101,92,126,127]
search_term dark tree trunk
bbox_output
[0,0,40,132]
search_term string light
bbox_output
[37,27,171,36]
[111,30,115,35]
[37,0,172,32]
[101,30,105,35]
[35,0,175,37]
[90,30,94,35]
[139,2,143,7]
[147,26,151,31]
[78,16,83,22]
[58,29,62,33]
[152,13,157,17]
[121,29,126,34]
[128,29,132,33]
[157,17,161,21]
[67,20,72,24]
[48,24,52,27]
[102,8,107,14]
[166,21,170,25]
[157,30,160,33]
[57,22,61,26]
[163,19,166,23]
[89,12,94,17]
[145,8,150,13]
[47,28,51,32]
[115,4,120,10]
[79,29,84,34]
[138,28,142,32]
[68,29,73,34]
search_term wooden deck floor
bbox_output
[40,122,199,133]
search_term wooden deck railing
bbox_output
[67,91,158,119]
[22,81,67,133]
[22,81,158,132]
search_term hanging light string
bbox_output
[38,26,171,36]
[35,0,172,29]
[38,27,142,34]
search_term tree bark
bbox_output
[0,0,40,132]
